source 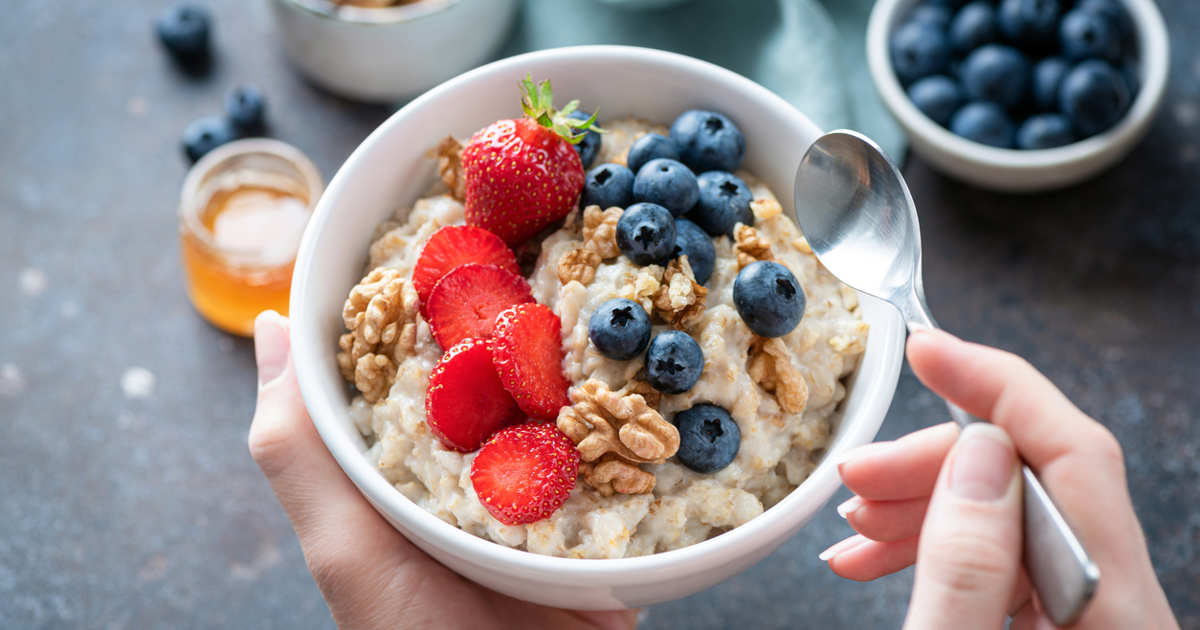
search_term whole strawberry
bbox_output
[461,76,598,246]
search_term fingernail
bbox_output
[949,423,1015,501]
[836,495,863,519]
[254,310,289,386]
[818,534,868,562]
[836,440,896,467]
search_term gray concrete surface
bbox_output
[2,1,1197,628]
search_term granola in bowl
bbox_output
[336,78,867,559]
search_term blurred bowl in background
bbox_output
[269,0,519,103]
[866,0,1169,192]
[592,0,694,9]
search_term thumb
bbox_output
[904,423,1023,630]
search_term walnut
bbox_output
[748,336,809,414]
[435,136,465,200]
[751,197,783,221]
[582,205,623,259]
[734,223,774,269]
[581,454,656,496]
[336,267,419,403]
[621,380,661,409]
[652,257,708,329]
[618,264,663,313]
[557,380,679,464]
[557,247,602,285]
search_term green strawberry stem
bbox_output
[519,75,602,145]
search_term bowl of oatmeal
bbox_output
[290,45,905,609]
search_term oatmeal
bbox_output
[342,110,867,559]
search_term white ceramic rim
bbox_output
[866,0,1170,167]
[279,0,458,24]
[291,45,901,578]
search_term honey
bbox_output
[178,140,323,337]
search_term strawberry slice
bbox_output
[426,263,534,349]
[491,303,571,421]
[412,225,520,308]
[426,337,524,452]
[470,423,580,525]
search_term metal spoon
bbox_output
[792,130,1099,626]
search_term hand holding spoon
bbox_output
[792,130,1099,626]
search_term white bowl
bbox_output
[866,0,1169,192]
[268,0,519,103]
[290,45,906,610]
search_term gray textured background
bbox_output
[2,1,1197,628]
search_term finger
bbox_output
[904,423,1023,630]
[821,535,919,582]
[840,496,929,542]
[1009,598,1054,630]
[248,313,435,593]
[838,422,959,501]
[906,329,1121,474]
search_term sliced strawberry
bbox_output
[491,303,571,421]
[412,225,520,308]
[426,263,534,349]
[470,423,580,525]
[426,337,524,452]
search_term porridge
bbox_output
[336,79,868,559]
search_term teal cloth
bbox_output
[497,0,906,160]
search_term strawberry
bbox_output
[460,76,599,245]
[426,337,524,452]
[491,303,571,421]
[426,263,534,349]
[412,225,520,309]
[470,422,580,525]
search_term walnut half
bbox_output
[336,267,419,403]
[747,336,809,414]
[652,256,707,329]
[435,136,465,201]
[557,380,679,495]
[734,223,774,269]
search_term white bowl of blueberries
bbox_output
[867,0,1169,192]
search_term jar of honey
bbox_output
[179,139,324,336]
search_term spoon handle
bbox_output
[944,401,1100,626]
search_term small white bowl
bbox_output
[866,0,1169,192]
[268,0,519,103]
[289,45,906,610]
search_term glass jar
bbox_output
[179,139,324,336]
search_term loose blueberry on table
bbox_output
[893,0,1138,149]
[181,115,236,163]
[225,85,267,136]
[156,3,211,66]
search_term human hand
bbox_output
[821,329,1179,629]
[247,311,638,630]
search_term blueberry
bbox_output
[1059,59,1130,136]
[908,75,964,126]
[224,85,266,135]
[588,299,652,361]
[581,163,634,209]
[1059,8,1122,62]
[673,404,740,474]
[890,20,951,85]
[645,331,704,394]
[909,5,953,29]
[997,0,1060,50]
[1076,0,1134,47]
[949,1,999,54]
[1031,56,1071,111]
[181,116,237,163]
[961,44,1030,109]
[950,102,1015,147]
[733,261,805,338]
[669,110,746,173]
[673,218,716,285]
[627,133,681,175]
[1016,114,1075,149]
[155,4,211,64]
[616,202,677,266]
[568,110,601,168]
[633,159,699,217]
[689,171,753,237]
